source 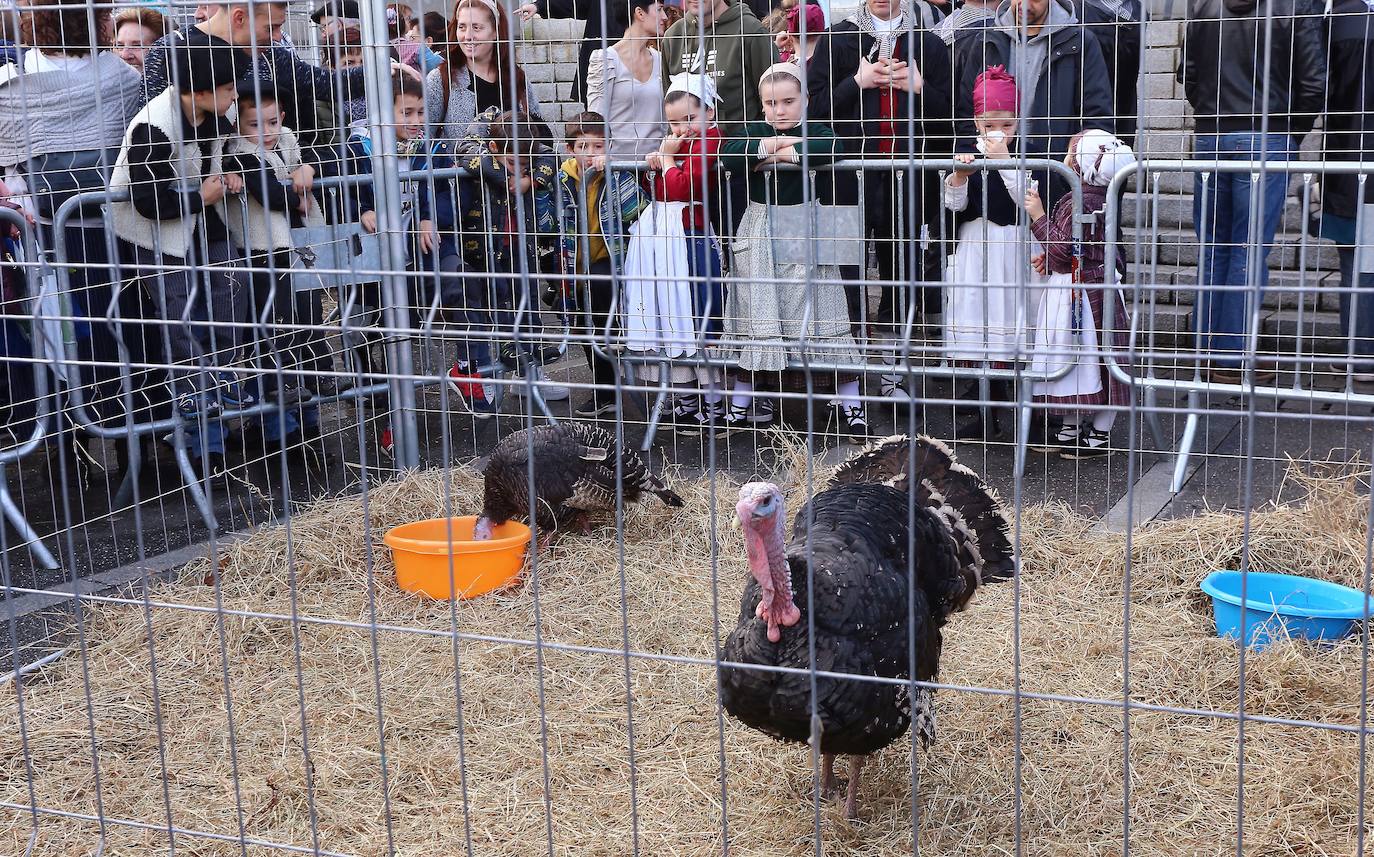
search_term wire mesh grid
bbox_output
[2,0,1374,852]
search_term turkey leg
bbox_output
[820,753,838,798]
[843,756,865,820]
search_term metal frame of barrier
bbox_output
[1103,158,1374,491]
[0,206,59,570]
[600,157,1091,474]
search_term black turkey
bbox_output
[474,423,684,541]
[720,434,1015,819]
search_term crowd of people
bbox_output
[0,0,1367,478]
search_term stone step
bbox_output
[1120,225,1340,270]
[1119,191,1308,233]
[1124,302,1351,357]
[1125,263,1342,311]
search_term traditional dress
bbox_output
[942,165,1042,363]
[716,119,864,372]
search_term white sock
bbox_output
[1092,411,1116,433]
[730,378,754,409]
[838,379,862,410]
[696,366,724,404]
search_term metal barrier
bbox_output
[1103,159,1374,491]
[0,206,58,570]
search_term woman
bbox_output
[425,0,549,146]
[111,6,174,73]
[585,0,667,161]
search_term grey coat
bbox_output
[423,64,547,147]
[0,52,142,168]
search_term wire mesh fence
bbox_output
[2,0,1374,852]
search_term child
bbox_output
[1023,129,1135,459]
[627,73,726,431]
[454,108,569,406]
[322,27,367,125]
[223,82,328,449]
[347,73,465,450]
[943,64,1041,440]
[557,111,651,418]
[110,35,253,478]
[715,64,866,437]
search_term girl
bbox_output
[943,64,1040,439]
[624,72,725,432]
[425,0,551,150]
[716,64,867,437]
[1023,129,1135,459]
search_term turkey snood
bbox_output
[736,484,801,643]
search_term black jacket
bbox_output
[1177,0,1326,136]
[808,20,955,159]
[952,20,1114,210]
[1074,0,1142,142]
[1323,0,1374,219]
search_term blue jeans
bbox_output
[1337,246,1374,373]
[1192,132,1295,364]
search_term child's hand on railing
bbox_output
[200,175,228,206]
[417,219,436,254]
[1023,186,1045,222]
[290,163,315,196]
[222,173,244,195]
[948,152,976,185]
[645,152,666,172]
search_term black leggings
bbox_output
[580,257,618,389]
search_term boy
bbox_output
[110,33,253,478]
[224,81,330,450]
[557,111,648,417]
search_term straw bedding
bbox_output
[3,457,1374,855]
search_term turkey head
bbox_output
[735,482,801,643]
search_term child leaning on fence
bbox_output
[626,73,727,432]
[447,108,570,407]
[943,64,1042,440]
[715,63,867,438]
[223,81,330,449]
[109,34,254,477]
[1022,129,1135,460]
[556,111,651,419]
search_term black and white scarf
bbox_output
[847,0,932,61]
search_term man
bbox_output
[660,0,776,232]
[139,1,369,176]
[1320,0,1372,382]
[809,0,954,343]
[1177,0,1325,380]
[952,0,1114,213]
[934,0,997,44]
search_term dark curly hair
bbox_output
[20,0,110,56]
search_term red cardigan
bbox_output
[650,126,721,231]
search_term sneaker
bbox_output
[711,402,750,437]
[677,400,724,436]
[574,397,619,418]
[500,341,566,369]
[746,397,776,426]
[1060,426,1110,459]
[380,426,395,459]
[833,402,869,439]
[507,366,570,401]
[215,375,255,410]
[446,363,497,419]
[265,382,312,408]
[880,373,913,403]
[1027,416,1067,453]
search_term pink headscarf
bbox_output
[786,3,826,37]
[973,65,1019,116]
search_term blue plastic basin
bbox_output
[1200,570,1374,649]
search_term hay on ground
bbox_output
[3,458,1373,855]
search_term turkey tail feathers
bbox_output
[833,435,1016,583]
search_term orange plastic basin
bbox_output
[383,516,531,600]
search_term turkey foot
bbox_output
[843,756,865,820]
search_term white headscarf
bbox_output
[1074,129,1136,187]
[666,72,719,106]
[758,62,805,93]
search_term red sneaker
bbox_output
[445,363,496,418]
[380,426,395,458]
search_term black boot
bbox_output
[952,378,1009,440]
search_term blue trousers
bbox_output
[1192,132,1295,364]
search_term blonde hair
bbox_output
[112,6,175,38]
